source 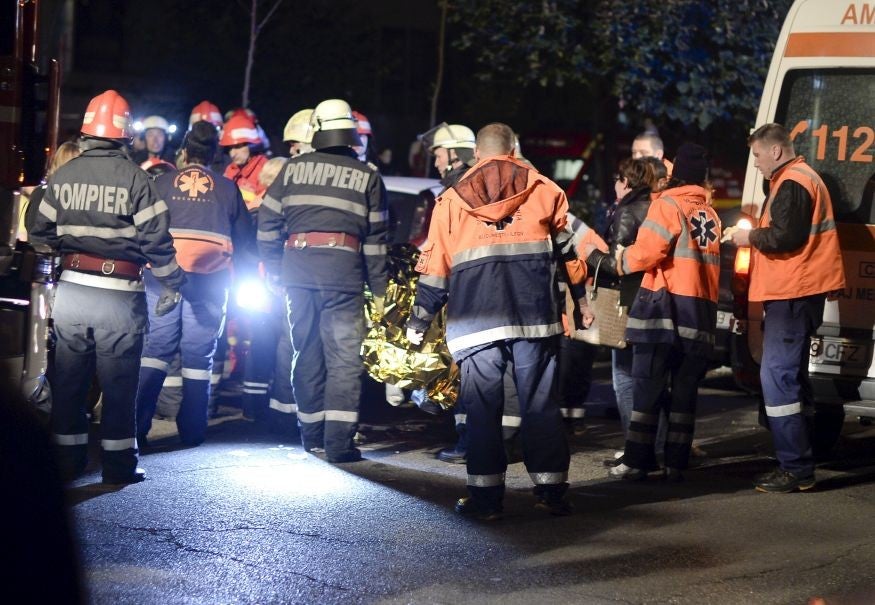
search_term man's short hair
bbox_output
[748,123,793,149]
[184,121,219,165]
[633,132,664,153]
[476,123,515,157]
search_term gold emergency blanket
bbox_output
[363,244,458,409]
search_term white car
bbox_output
[382,176,442,247]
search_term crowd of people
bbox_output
[20,88,845,518]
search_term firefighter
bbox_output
[221,112,269,211]
[29,90,184,483]
[131,115,175,165]
[729,123,845,493]
[352,110,374,164]
[406,123,592,520]
[283,109,315,157]
[257,98,389,463]
[135,121,255,447]
[188,100,224,130]
[592,143,721,482]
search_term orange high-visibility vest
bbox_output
[748,157,845,301]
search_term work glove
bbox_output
[154,287,182,317]
[406,327,425,346]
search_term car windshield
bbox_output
[775,68,875,224]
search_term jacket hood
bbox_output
[660,184,711,206]
[447,154,539,222]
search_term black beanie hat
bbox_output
[672,142,709,184]
[183,120,219,163]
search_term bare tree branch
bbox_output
[258,0,284,31]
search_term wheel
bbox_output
[811,404,845,459]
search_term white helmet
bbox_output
[141,115,169,132]
[283,109,314,144]
[430,124,475,151]
[310,99,362,149]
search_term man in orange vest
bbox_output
[730,123,845,493]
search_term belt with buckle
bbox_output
[286,232,360,250]
[62,252,144,279]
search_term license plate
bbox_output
[809,337,872,374]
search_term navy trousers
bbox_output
[760,295,825,477]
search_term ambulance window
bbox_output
[774,68,875,224]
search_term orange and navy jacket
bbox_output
[748,156,844,301]
[619,184,721,354]
[408,154,588,360]
[224,153,268,211]
[154,164,255,274]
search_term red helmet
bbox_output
[81,89,131,140]
[352,110,372,136]
[189,101,223,128]
[219,114,260,147]
[224,107,257,123]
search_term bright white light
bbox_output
[133,120,144,132]
[737,218,753,230]
[235,278,270,312]
[168,124,178,134]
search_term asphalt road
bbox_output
[65,364,875,605]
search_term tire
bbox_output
[811,403,845,459]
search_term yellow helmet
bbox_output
[430,124,475,151]
[283,109,314,144]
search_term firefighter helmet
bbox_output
[352,110,372,136]
[189,101,223,128]
[310,99,362,149]
[81,90,132,140]
[219,114,260,147]
[430,124,476,151]
[141,115,170,133]
[283,109,314,143]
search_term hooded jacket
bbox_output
[408,154,587,360]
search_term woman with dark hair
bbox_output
[586,157,664,471]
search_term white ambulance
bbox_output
[732,0,875,452]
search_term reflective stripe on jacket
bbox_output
[748,157,845,301]
[409,154,588,359]
[225,154,268,210]
[620,185,721,353]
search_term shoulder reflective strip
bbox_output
[640,218,674,242]
[765,402,802,417]
[677,326,715,344]
[55,433,89,445]
[61,270,145,292]
[39,200,57,222]
[529,471,568,485]
[141,357,170,372]
[560,407,585,418]
[133,200,168,226]
[447,323,563,354]
[666,431,691,444]
[101,437,136,451]
[466,472,506,487]
[668,412,694,424]
[181,368,211,380]
[283,194,368,217]
[269,399,298,414]
[419,274,448,289]
[811,219,836,235]
[369,210,389,223]
[363,243,386,256]
[150,258,180,278]
[626,317,674,331]
[58,224,138,238]
[297,410,326,423]
[673,248,721,265]
[454,413,467,424]
[452,240,552,266]
[257,229,282,241]
[501,415,522,427]
[325,410,359,423]
[261,195,283,214]
[163,376,183,388]
[171,228,233,242]
[631,410,659,425]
